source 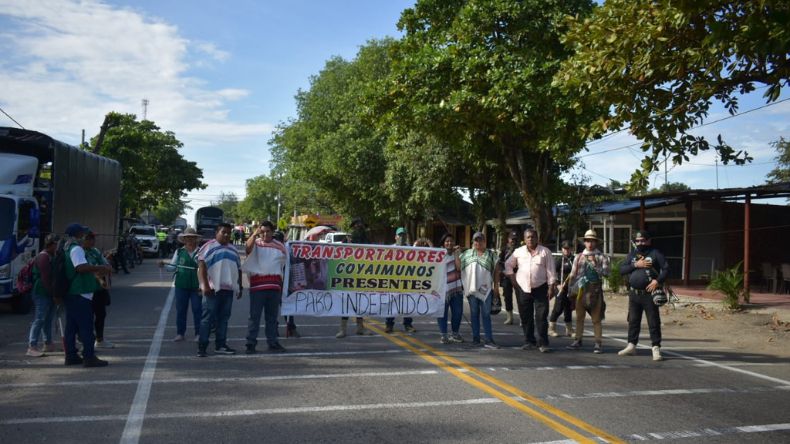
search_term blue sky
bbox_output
[0,0,786,225]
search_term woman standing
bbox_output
[459,231,500,348]
[84,230,114,349]
[26,234,60,357]
[436,234,464,344]
[161,228,202,342]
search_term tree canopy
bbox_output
[766,137,790,184]
[91,112,205,217]
[558,0,789,190]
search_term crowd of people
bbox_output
[23,218,670,367]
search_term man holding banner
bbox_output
[243,221,288,354]
[385,227,416,334]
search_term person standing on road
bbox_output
[84,230,114,350]
[197,223,242,357]
[437,233,464,344]
[618,230,669,361]
[337,217,369,338]
[160,227,202,342]
[385,227,417,333]
[498,231,520,326]
[273,230,299,338]
[62,223,112,367]
[459,231,500,348]
[243,220,288,354]
[549,241,575,338]
[505,229,557,353]
[566,230,610,353]
[25,234,60,357]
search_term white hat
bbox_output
[177,227,200,242]
[582,229,599,241]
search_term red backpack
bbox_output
[15,258,36,295]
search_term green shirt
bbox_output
[171,247,200,289]
[66,243,101,296]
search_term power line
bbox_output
[0,105,25,129]
[578,97,790,159]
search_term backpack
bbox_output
[14,258,36,295]
[51,242,71,300]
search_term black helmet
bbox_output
[652,288,668,307]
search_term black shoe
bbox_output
[83,356,108,367]
[245,344,256,354]
[215,345,236,355]
[65,355,83,365]
[197,348,208,358]
[384,324,394,334]
[267,343,287,353]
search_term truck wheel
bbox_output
[12,292,33,315]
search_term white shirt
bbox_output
[505,245,556,292]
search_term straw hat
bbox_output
[582,229,599,241]
[178,227,200,242]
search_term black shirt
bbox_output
[619,247,669,290]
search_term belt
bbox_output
[630,289,651,296]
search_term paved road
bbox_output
[1,258,789,443]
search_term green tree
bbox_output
[212,191,240,222]
[91,112,205,217]
[271,40,395,225]
[152,198,189,226]
[649,182,691,194]
[237,174,280,223]
[381,0,597,240]
[766,137,790,184]
[557,0,789,190]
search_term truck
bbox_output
[0,127,121,313]
[173,217,188,231]
[194,206,224,243]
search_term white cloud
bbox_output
[0,0,270,146]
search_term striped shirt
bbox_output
[198,240,240,292]
[444,252,463,296]
[242,239,287,292]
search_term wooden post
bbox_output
[684,199,692,286]
[744,193,751,297]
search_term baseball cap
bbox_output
[65,223,89,237]
[634,230,651,240]
[472,231,485,241]
[396,227,406,235]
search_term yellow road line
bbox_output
[388,328,626,444]
[365,322,597,443]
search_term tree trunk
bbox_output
[503,143,555,246]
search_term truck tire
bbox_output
[11,292,33,315]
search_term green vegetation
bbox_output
[708,261,748,310]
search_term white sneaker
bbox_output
[173,335,185,342]
[95,340,115,349]
[618,343,637,356]
[652,345,663,361]
[26,347,45,357]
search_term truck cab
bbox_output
[129,225,159,256]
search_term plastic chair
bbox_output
[761,262,778,293]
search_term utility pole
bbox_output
[715,154,719,189]
[142,98,149,120]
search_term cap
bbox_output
[396,227,407,235]
[508,230,519,239]
[560,240,573,249]
[472,231,485,241]
[64,223,88,237]
[634,230,651,240]
[583,229,599,241]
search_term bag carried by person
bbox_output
[490,289,502,315]
[14,258,36,295]
[51,242,71,301]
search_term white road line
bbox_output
[598,330,790,386]
[119,286,174,444]
[545,385,790,400]
[623,423,790,441]
[2,397,502,425]
[3,369,440,388]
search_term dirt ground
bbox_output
[602,292,790,359]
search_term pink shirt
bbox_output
[504,245,556,292]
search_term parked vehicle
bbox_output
[0,127,121,313]
[173,217,188,231]
[320,232,349,243]
[129,225,159,256]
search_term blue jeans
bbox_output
[199,290,233,349]
[437,292,464,335]
[64,294,95,359]
[246,290,281,347]
[175,287,202,336]
[385,317,413,327]
[467,293,493,342]
[28,292,56,347]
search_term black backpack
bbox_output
[51,241,71,300]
